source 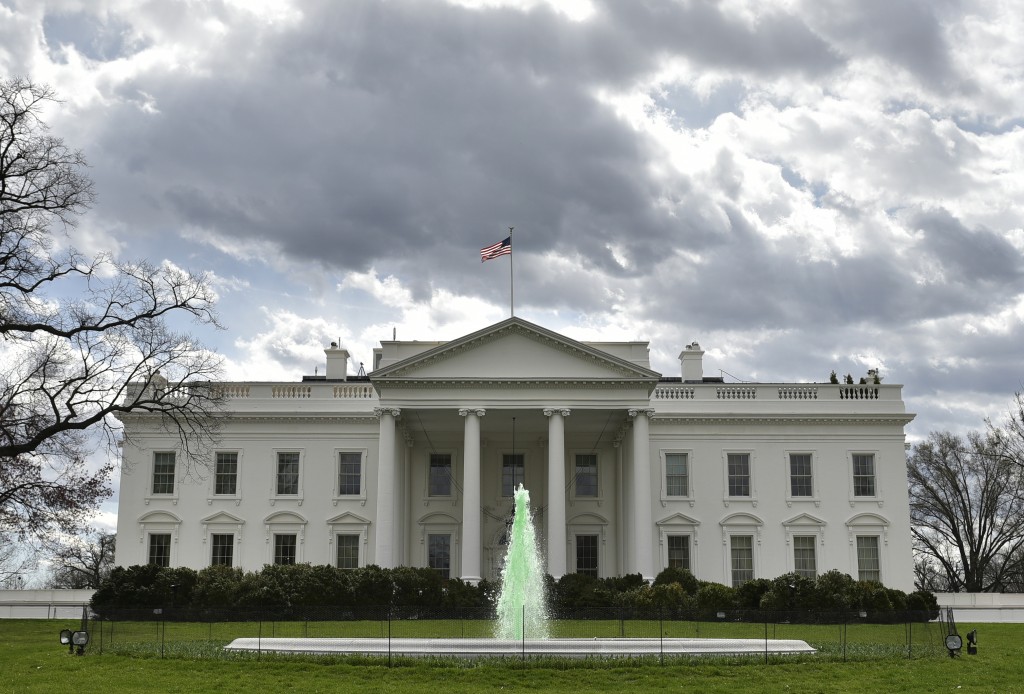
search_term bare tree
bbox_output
[0,532,38,588]
[47,532,115,589]
[908,430,1024,592]
[1,78,223,542]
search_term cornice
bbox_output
[371,377,657,390]
[651,414,916,426]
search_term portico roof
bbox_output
[370,316,661,396]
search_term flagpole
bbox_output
[508,226,515,317]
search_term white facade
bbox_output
[115,317,917,591]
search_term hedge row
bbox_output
[91,564,938,622]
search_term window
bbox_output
[852,454,876,497]
[337,452,361,495]
[667,535,690,571]
[856,536,880,582]
[152,452,175,495]
[428,454,452,497]
[575,454,598,497]
[793,536,816,579]
[428,533,451,579]
[666,453,689,497]
[276,452,300,495]
[148,534,171,567]
[727,453,751,497]
[502,454,525,497]
[336,534,360,569]
[789,454,813,497]
[274,534,297,565]
[211,534,234,567]
[576,534,599,577]
[214,452,238,495]
[730,535,754,587]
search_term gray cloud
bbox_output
[3,0,1022,443]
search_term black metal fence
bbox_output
[79,606,946,663]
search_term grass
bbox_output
[4,618,1024,693]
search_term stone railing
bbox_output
[198,383,379,401]
[334,384,376,399]
[778,387,818,400]
[653,386,696,400]
[652,383,902,404]
[716,387,757,399]
[838,385,880,400]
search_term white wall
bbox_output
[0,589,94,619]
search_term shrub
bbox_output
[652,567,699,595]
[696,581,736,612]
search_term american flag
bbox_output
[480,236,512,262]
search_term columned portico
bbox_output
[544,407,569,579]
[629,408,654,581]
[459,408,484,583]
[374,407,401,568]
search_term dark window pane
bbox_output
[575,454,598,497]
[728,453,750,497]
[274,534,297,565]
[152,452,175,495]
[277,452,300,495]
[789,454,812,497]
[502,454,524,497]
[215,452,238,495]
[429,454,452,497]
[666,453,689,496]
[428,534,451,579]
[211,534,234,567]
[148,534,171,567]
[336,534,359,569]
[338,452,361,495]
[576,535,599,577]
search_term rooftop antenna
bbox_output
[393,326,396,341]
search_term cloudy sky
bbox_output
[3,0,1023,536]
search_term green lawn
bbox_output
[4,618,1023,693]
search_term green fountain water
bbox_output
[495,484,549,640]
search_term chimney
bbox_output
[324,342,350,380]
[679,341,704,382]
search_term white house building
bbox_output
[114,317,917,591]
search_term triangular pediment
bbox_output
[782,513,826,527]
[326,512,371,526]
[657,513,701,527]
[372,317,660,386]
[201,511,245,525]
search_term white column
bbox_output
[629,408,655,582]
[374,407,400,568]
[544,408,570,579]
[459,408,485,584]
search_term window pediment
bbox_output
[657,513,701,527]
[782,513,827,528]
[264,511,307,525]
[138,510,182,524]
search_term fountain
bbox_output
[225,489,816,658]
[495,484,549,640]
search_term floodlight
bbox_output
[59,629,72,645]
[72,631,90,646]
[945,633,962,657]
[966,629,977,655]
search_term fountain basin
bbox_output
[224,636,817,658]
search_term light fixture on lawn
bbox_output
[58,628,89,655]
